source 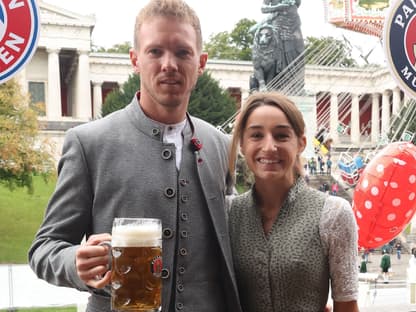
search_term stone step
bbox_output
[371,280,407,289]
[307,174,352,202]
[363,253,410,282]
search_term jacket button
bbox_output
[179,179,188,186]
[164,187,176,198]
[180,213,188,221]
[162,149,172,160]
[152,128,160,136]
[179,248,187,256]
[178,266,186,275]
[177,283,184,292]
[163,228,173,239]
[161,268,170,279]
[181,195,189,203]
[180,231,188,238]
[176,302,183,310]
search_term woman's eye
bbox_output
[250,132,263,139]
[276,133,289,140]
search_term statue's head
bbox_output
[255,24,278,49]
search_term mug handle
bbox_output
[95,241,112,281]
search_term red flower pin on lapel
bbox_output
[191,137,203,152]
[190,137,203,164]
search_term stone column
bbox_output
[92,81,103,119]
[47,48,62,119]
[412,215,416,234]
[381,90,391,136]
[371,93,380,144]
[329,92,339,144]
[75,50,92,120]
[16,68,27,94]
[392,87,402,116]
[350,93,360,145]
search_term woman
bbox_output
[228,92,359,312]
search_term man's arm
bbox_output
[28,129,95,291]
[333,300,359,312]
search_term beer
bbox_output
[111,219,162,312]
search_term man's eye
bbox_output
[149,49,162,56]
[177,50,191,58]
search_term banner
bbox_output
[0,0,40,83]
[383,0,416,99]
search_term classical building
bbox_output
[18,2,408,156]
[14,1,415,237]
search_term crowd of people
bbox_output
[302,154,341,197]
[305,155,333,176]
[358,240,412,285]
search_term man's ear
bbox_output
[198,53,208,75]
[130,49,140,74]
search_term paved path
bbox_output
[0,264,88,310]
[1,253,414,311]
[364,251,409,282]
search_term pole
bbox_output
[7,264,16,312]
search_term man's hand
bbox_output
[76,233,112,289]
[324,304,332,312]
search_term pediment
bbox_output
[39,0,96,28]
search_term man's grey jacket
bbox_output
[28,95,242,312]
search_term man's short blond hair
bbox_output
[134,0,203,52]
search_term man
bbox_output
[396,241,402,260]
[380,250,391,284]
[28,1,241,311]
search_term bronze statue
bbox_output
[250,0,305,94]
[250,24,282,91]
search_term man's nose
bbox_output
[161,53,178,71]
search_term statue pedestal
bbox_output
[290,95,317,160]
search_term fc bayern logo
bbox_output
[0,0,40,84]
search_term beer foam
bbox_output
[112,224,161,247]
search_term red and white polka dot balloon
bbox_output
[352,142,416,249]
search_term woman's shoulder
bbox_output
[320,194,356,238]
[231,190,253,207]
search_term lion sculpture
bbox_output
[249,24,281,92]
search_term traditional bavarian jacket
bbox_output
[29,95,242,312]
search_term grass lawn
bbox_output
[0,176,56,263]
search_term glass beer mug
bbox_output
[110,218,162,311]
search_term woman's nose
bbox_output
[263,136,277,151]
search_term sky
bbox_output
[42,0,386,65]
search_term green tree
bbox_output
[102,72,236,127]
[92,41,132,53]
[204,18,256,61]
[305,36,357,67]
[230,18,256,61]
[190,71,236,126]
[204,31,232,60]
[101,74,140,116]
[0,79,54,193]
